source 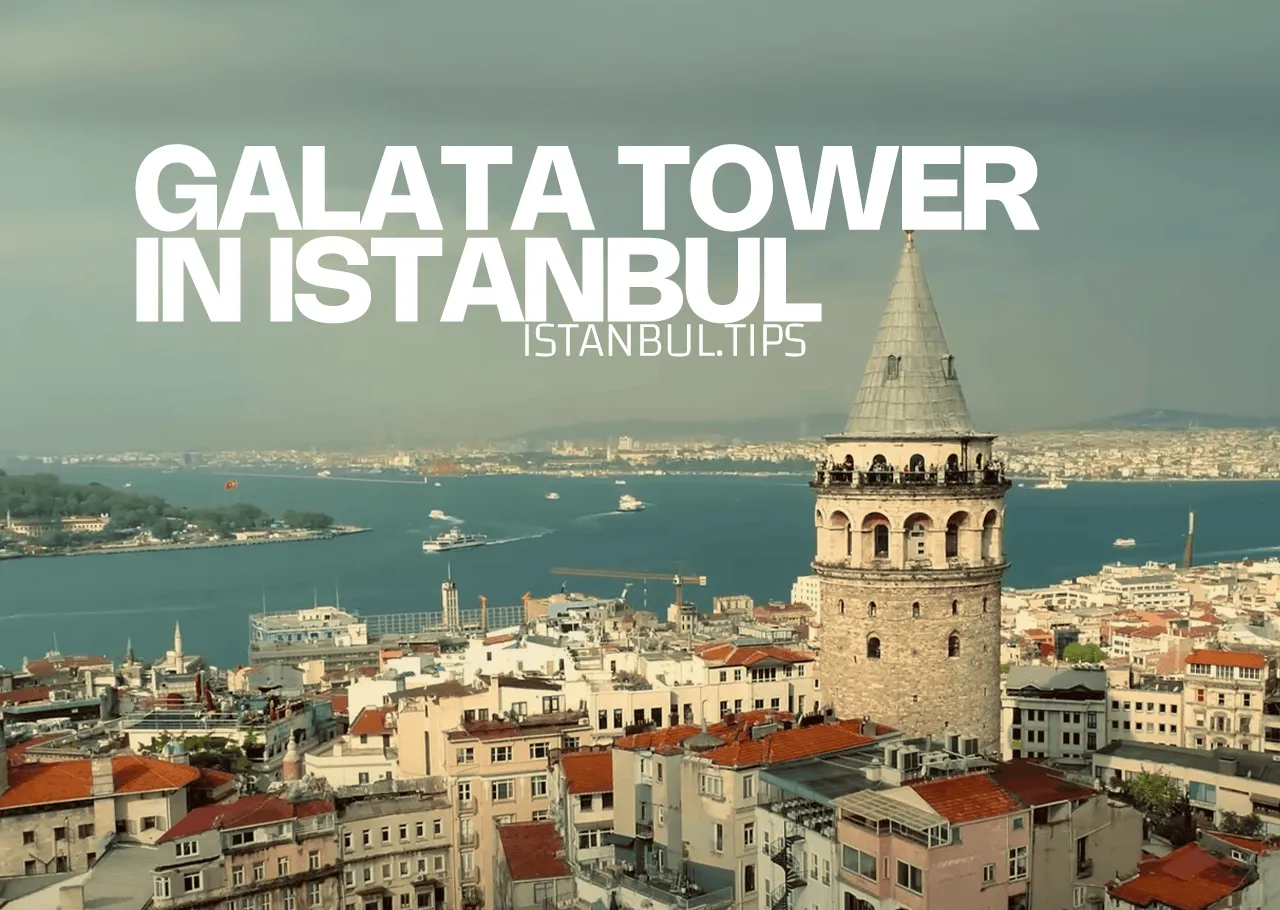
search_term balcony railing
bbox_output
[578,866,733,910]
[461,868,480,885]
[814,466,1008,490]
[457,798,477,815]
[460,832,479,848]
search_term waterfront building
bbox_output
[2,513,110,537]
[151,790,340,909]
[812,231,1009,755]
[1000,666,1107,763]
[333,777,452,910]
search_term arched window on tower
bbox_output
[945,521,959,559]
[908,453,925,474]
[951,600,958,616]
[982,596,988,613]
[867,637,881,660]
[942,355,957,380]
[912,602,921,619]
[869,602,877,617]
[838,599,845,615]
[873,525,889,559]
[948,634,960,658]
[885,355,900,380]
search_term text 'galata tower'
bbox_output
[813,231,1008,757]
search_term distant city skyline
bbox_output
[2,2,1277,452]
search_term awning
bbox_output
[604,833,635,847]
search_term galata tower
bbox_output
[813,231,1008,756]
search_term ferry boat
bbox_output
[423,528,487,552]
[317,470,331,478]
[1114,538,1136,548]
[1033,474,1068,490]
[546,492,560,500]
[428,509,448,520]
[615,479,627,485]
[617,494,645,512]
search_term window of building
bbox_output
[434,818,443,836]
[183,872,203,893]
[308,882,321,906]
[700,773,724,798]
[602,792,614,809]
[176,839,198,857]
[308,851,320,871]
[713,823,724,852]
[867,637,881,660]
[580,794,594,811]
[912,603,921,618]
[492,779,514,801]
[382,862,392,879]
[948,635,960,658]
[154,878,171,898]
[456,747,474,764]
[613,708,624,728]
[743,822,755,846]
[868,601,876,617]
[744,864,756,893]
[491,746,512,763]
[232,867,245,886]
[381,827,390,843]
[896,861,923,894]
[279,857,290,876]
[253,862,265,882]
[983,863,995,884]
[530,741,549,759]
[743,775,754,799]
[1009,846,1028,881]
[532,774,548,797]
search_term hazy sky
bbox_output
[2,2,1277,451]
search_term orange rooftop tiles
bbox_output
[158,793,333,842]
[497,821,571,881]
[1108,842,1250,910]
[349,705,396,737]
[560,750,613,794]
[908,772,1022,823]
[1186,650,1265,670]
[695,643,814,667]
[0,756,201,811]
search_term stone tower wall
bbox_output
[814,481,1008,755]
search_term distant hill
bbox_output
[506,413,849,446]
[1071,409,1280,430]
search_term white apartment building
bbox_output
[1180,650,1272,751]
[1100,574,1192,609]
[1001,667,1107,762]
[790,576,821,611]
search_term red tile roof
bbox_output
[317,692,349,717]
[1130,627,1165,640]
[496,821,571,881]
[158,793,333,842]
[695,643,814,667]
[23,655,111,678]
[0,686,53,706]
[350,706,396,737]
[0,756,201,811]
[560,750,613,794]
[5,733,65,766]
[991,760,1095,807]
[614,713,878,768]
[908,772,1022,823]
[1205,832,1278,856]
[1108,842,1250,910]
[1186,650,1266,670]
[484,634,516,646]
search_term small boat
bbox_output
[423,528,487,552]
[546,492,560,500]
[617,494,645,512]
[317,470,331,478]
[1114,538,1136,548]
[429,509,448,520]
[1033,474,1067,490]
[433,482,442,487]
[615,480,627,485]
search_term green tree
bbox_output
[1125,772,1181,817]
[1219,812,1264,837]
[1063,642,1105,663]
[281,509,334,530]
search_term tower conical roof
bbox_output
[843,232,975,438]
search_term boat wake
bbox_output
[572,511,626,522]
[483,529,554,547]
[1197,544,1280,559]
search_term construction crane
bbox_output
[551,567,707,605]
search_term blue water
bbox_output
[1,466,1277,669]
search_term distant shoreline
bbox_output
[1,525,371,560]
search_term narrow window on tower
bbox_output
[942,355,956,380]
[886,355,900,379]
[948,635,960,658]
[912,602,921,619]
[868,602,877,617]
[982,597,988,613]
[867,637,881,660]
[951,600,958,616]
[873,525,889,558]
[838,599,845,615]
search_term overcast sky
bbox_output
[1,1,1277,451]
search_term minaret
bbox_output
[442,565,460,631]
[812,232,1008,756]
[173,621,183,669]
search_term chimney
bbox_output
[860,715,876,737]
[282,738,303,782]
[91,756,114,798]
